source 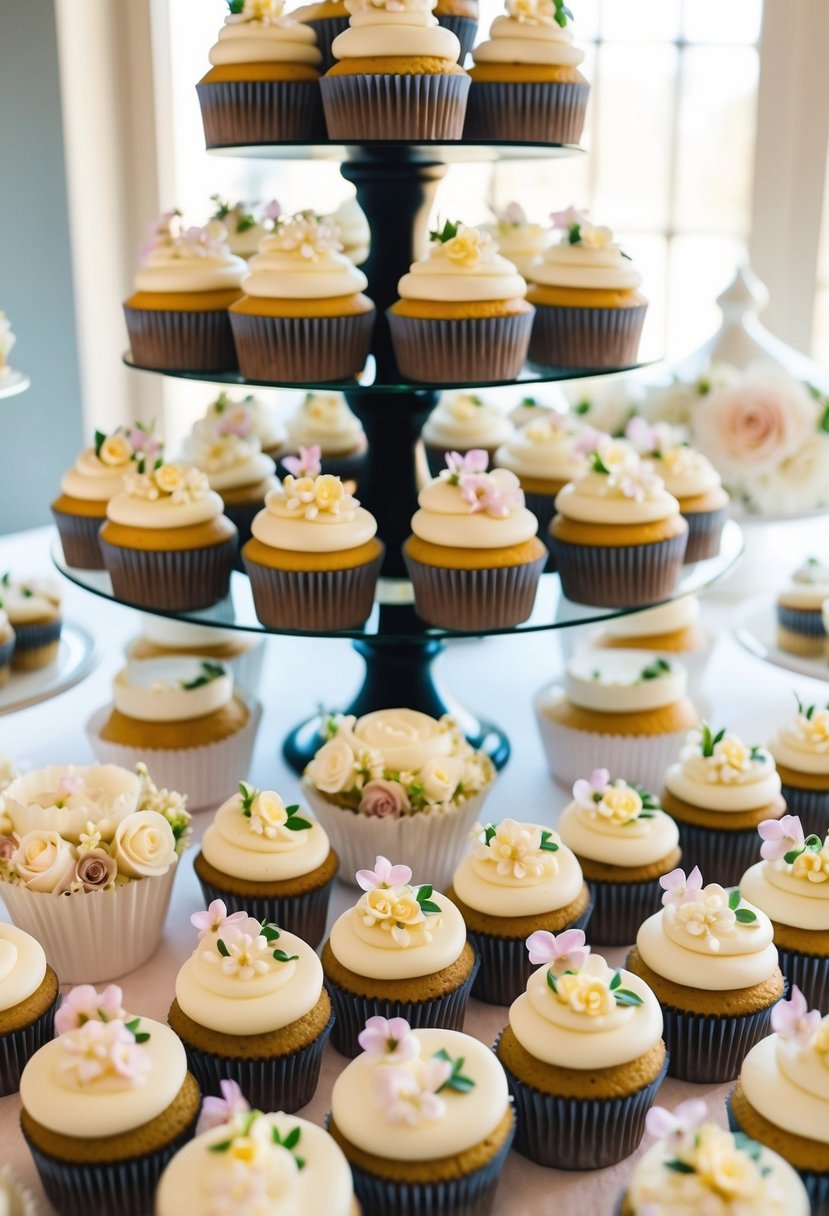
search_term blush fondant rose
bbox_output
[13,830,77,893]
[113,810,177,879]
[359,779,410,819]
[0,834,18,861]
[75,848,117,892]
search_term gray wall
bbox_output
[0,0,84,533]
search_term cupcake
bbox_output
[0,762,190,983]
[493,412,588,549]
[435,0,478,61]
[768,697,829,827]
[662,723,786,888]
[283,390,367,483]
[590,594,713,700]
[327,194,371,266]
[465,0,589,143]
[157,1087,357,1216]
[195,388,287,461]
[243,463,383,631]
[421,391,514,476]
[20,988,200,1216]
[777,557,829,657]
[320,0,470,141]
[528,209,648,369]
[534,649,698,792]
[557,769,681,946]
[207,195,280,260]
[497,938,666,1168]
[169,905,332,1109]
[99,461,238,611]
[123,211,246,372]
[388,221,534,383]
[321,856,477,1056]
[127,613,266,698]
[621,1097,810,1216]
[196,0,324,147]
[329,1020,514,1212]
[446,818,591,1004]
[293,0,350,72]
[742,817,829,1011]
[229,211,376,383]
[52,423,163,570]
[728,987,829,1214]
[549,435,688,606]
[303,709,495,888]
[194,782,338,946]
[508,392,565,429]
[183,424,277,554]
[2,576,62,672]
[0,608,14,687]
[404,451,546,629]
[484,202,554,280]
[87,657,262,812]
[626,865,784,1082]
[0,924,59,1096]
[626,418,730,562]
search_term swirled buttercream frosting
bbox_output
[202,784,330,882]
[208,1,322,69]
[411,455,538,549]
[452,820,583,916]
[242,212,368,301]
[250,472,377,553]
[112,657,233,723]
[472,0,585,69]
[134,212,246,294]
[398,224,527,303]
[664,725,781,812]
[332,0,460,62]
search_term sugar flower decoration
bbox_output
[659,865,703,907]
[278,472,354,521]
[55,983,127,1035]
[443,449,488,482]
[196,1079,251,1135]
[495,201,528,227]
[459,471,524,518]
[356,856,413,891]
[758,814,805,862]
[429,220,494,267]
[358,1015,420,1062]
[771,985,822,1046]
[282,444,322,479]
[572,770,657,826]
[191,899,248,941]
[60,1019,152,1087]
[526,927,590,972]
[645,1098,708,1142]
[476,819,559,878]
[270,211,342,260]
[551,206,589,231]
[372,1058,452,1126]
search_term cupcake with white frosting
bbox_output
[194,783,338,946]
[466,0,589,143]
[494,412,588,549]
[169,905,332,1110]
[283,390,367,483]
[626,864,784,1082]
[0,608,14,686]
[87,657,262,812]
[52,423,163,570]
[195,389,287,461]
[590,594,713,700]
[728,987,829,1213]
[0,924,59,1096]
[446,818,591,1004]
[196,0,324,146]
[183,423,277,555]
[99,460,238,611]
[422,391,514,476]
[434,0,478,62]
[229,211,376,383]
[242,462,383,630]
[776,557,829,657]
[207,196,280,260]
[662,723,786,888]
[742,817,829,1011]
[127,612,266,698]
[388,220,534,383]
[528,208,648,369]
[293,0,350,72]
[768,696,829,827]
[558,770,681,946]
[620,1097,810,1216]
[20,985,200,1216]
[320,0,470,141]
[326,194,371,266]
[329,1020,514,1212]
[534,648,698,792]
[403,451,546,629]
[484,202,554,281]
[550,434,688,606]
[497,936,666,1168]
[123,210,246,372]
[2,575,62,672]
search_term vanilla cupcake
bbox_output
[388,221,534,383]
[590,594,713,699]
[497,940,666,1168]
[663,724,786,888]
[534,649,698,792]
[446,819,590,1004]
[327,194,371,266]
[768,697,829,828]
[87,657,262,811]
[435,0,478,61]
[243,465,383,630]
[127,613,266,698]
[484,202,554,281]
[466,0,589,143]
[294,0,350,70]
[2,576,62,672]
[183,426,277,554]
[558,771,681,946]
[169,907,332,1110]
[195,783,338,946]
[0,924,59,1096]
[421,391,514,475]
[207,196,278,260]
[494,412,588,547]
[627,865,784,1082]
[777,557,829,657]
[123,211,246,372]
[230,211,375,383]
[195,389,287,461]
[196,0,324,146]
[0,608,14,687]
[283,390,367,483]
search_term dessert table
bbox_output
[0,523,824,1215]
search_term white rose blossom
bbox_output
[309,736,357,794]
[13,830,77,893]
[113,811,178,879]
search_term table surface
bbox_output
[0,524,825,1216]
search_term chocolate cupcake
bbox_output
[0,924,59,1096]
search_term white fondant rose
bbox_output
[154,463,185,495]
[14,830,77,892]
[249,791,288,837]
[419,756,464,804]
[113,811,178,878]
[98,434,133,467]
[309,736,356,794]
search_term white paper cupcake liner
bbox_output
[85,695,263,812]
[303,785,493,891]
[0,866,177,985]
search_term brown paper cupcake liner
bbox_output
[662,998,780,1083]
[776,946,829,1014]
[468,901,592,1006]
[388,309,534,384]
[52,508,106,570]
[528,303,648,370]
[673,819,764,890]
[0,989,58,1097]
[124,305,238,373]
[776,604,827,638]
[682,503,730,563]
[99,534,237,612]
[780,783,829,833]
[585,875,668,948]
[230,309,374,383]
[436,14,478,62]
[194,866,337,949]
[464,80,589,144]
[196,79,326,148]
[551,530,687,608]
[727,1096,829,1213]
[304,17,350,73]
[404,549,546,631]
[244,547,383,631]
[320,71,470,141]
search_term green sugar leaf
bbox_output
[216,938,230,958]
[728,889,741,911]
[735,909,757,924]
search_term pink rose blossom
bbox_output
[692,372,819,479]
[645,1098,708,1141]
[358,780,410,820]
[758,814,805,862]
[282,444,322,478]
[659,865,703,907]
[0,834,18,861]
[572,769,610,808]
[75,848,117,892]
[357,1015,419,1061]
[770,985,822,1044]
[356,856,412,891]
[196,1079,251,1135]
[55,983,127,1035]
[526,928,590,971]
[190,899,248,940]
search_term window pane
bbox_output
[599,0,681,43]
[682,0,762,44]
[620,234,668,361]
[666,235,747,359]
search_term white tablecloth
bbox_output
[0,525,825,1215]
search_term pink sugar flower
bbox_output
[526,928,589,972]
[55,983,127,1035]
[572,426,606,455]
[572,768,610,808]
[282,444,322,478]
[645,1098,708,1141]
[758,814,805,862]
[190,899,248,940]
[445,449,488,477]
[196,1079,251,1135]
[358,1015,420,1062]
[356,856,412,891]
[771,985,822,1044]
[659,865,703,907]
[550,206,589,231]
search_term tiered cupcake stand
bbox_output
[55,137,744,770]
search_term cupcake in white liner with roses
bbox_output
[303,709,496,890]
[0,762,190,983]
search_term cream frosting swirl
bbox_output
[3,764,141,843]
[422,393,514,449]
[0,577,61,624]
[565,650,687,714]
[398,225,527,303]
[602,594,700,640]
[329,889,466,980]
[251,473,377,553]
[494,415,587,483]
[61,444,134,502]
[532,218,643,291]
[654,445,723,500]
[112,657,232,722]
[411,465,538,549]
[558,799,679,869]
[183,431,276,493]
[664,728,781,812]
[472,2,585,69]
[201,786,330,882]
[778,558,829,610]
[106,462,224,530]
[741,856,829,932]
[208,5,322,69]
[740,1024,829,1148]
[197,391,287,453]
[768,707,829,776]
[243,213,368,301]
[452,822,583,916]
[484,206,553,280]
[134,213,246,294]
[286,392,365,455]
[0,924,47,1014]
[332,0,460,62]
[554,439,679,525]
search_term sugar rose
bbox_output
[351,710,453,771]
[113,811,177,879]
[14,830,77,893]
[418,756,464,804]
[359,780,410,820]
[309,736,355,795]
